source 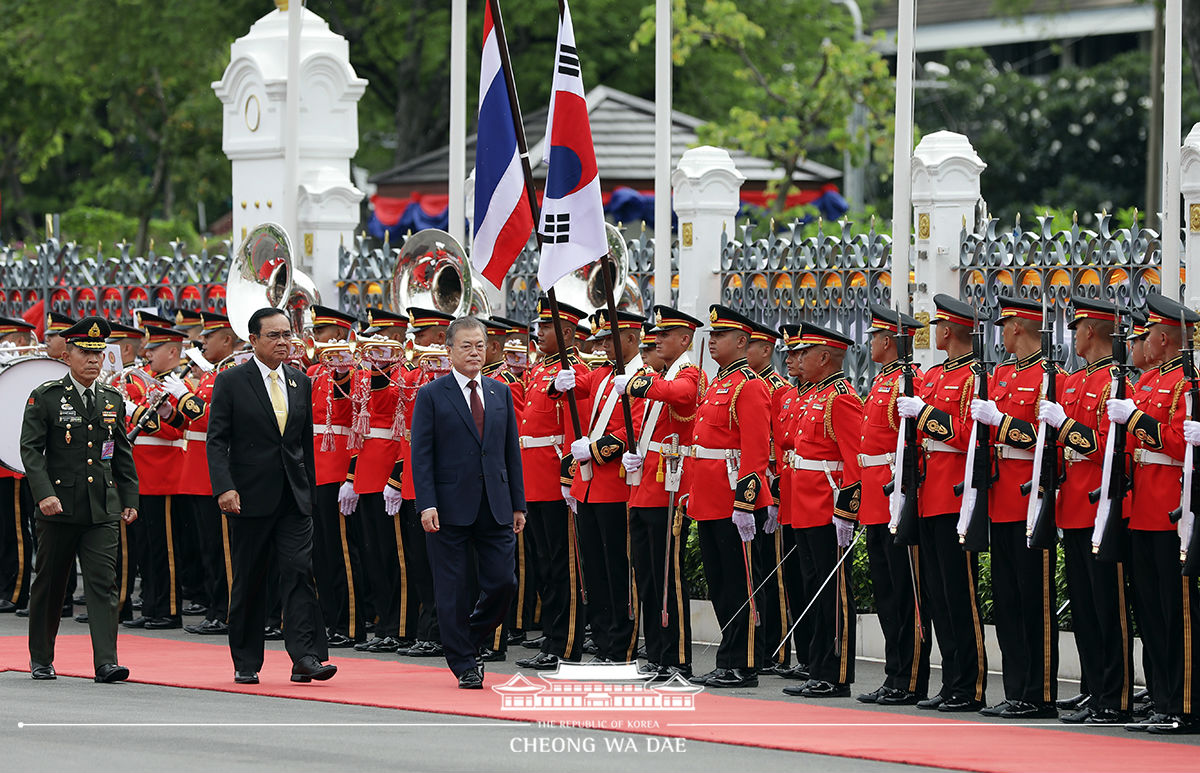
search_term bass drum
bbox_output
[0,356,70,474]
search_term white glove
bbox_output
[613,374,632,394]
[570,438,591,462]
[764,505,779,535]
[896,396,926,419]
[1107,398,1136,425]
[621,452,643,474]
[162,374,189,399]
[561,484,578,513]
[834,516,855,548]
[1038,400,1067,429]
[971,398,1004,427]
[554,368,576,392]
[383,485,404,516]
[1185,420,1200,446]
[124,399,138,416]
[338,481,359,516]
[732,511,756,542]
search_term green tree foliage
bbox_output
[635,0,895,218]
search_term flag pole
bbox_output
[487,0,584,439]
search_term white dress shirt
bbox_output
[253,356,289,412]
[451,367,483,410]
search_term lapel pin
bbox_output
[288,378,297,388]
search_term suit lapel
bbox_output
[282,365,302,433]
[245,361,274,425]
[444,375,481,443]
[481,379,501,447]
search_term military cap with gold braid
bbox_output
[1066,294,1117,329]
[649,305,703,333]
[639,321,657,349]
[0,315,35,337]
[1146,291,1200,327]
[589,309,645,340]
[174,308,203,328]
[407,307,455,329]
[993,295,1043,325]
[480,317,514,336]
[748,320,780,344]
[134,310,174,329]
[364,306,406,330]
[779,323,803,349]
[488,315,528,335]
[702,304,756,333]
[142,324,186,349]
[199,311,233,337]
[46,311,74,336]
[62,316,111,351]
[107,321,145,341]
[1127,311,1149,340]
[535,296,588,328]
[932,293,976,328]
[865,301,923,334]
[789,321,853,351]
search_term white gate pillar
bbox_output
[1179,123,1200,309]
[911,131,986,368]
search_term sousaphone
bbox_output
[390,229,491,317]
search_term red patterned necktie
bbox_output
[468,379,484,437]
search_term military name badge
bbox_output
[101,439,115,460]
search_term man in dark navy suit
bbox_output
[411,316,525,689]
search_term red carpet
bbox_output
[1,634,1191,772]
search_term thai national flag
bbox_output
[536,0,607,290]
[472,0,534,289]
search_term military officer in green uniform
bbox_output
[22,316,139,682]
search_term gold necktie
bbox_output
[268,372,287,433]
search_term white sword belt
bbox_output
[648,441,691,457]
[361,427,401,441]
[313,424,351,436]
[787,455,844,472]
[184,431,207,443]
[134,437,186,449]
[922,439,965,454]
[1134,449,1183,467]
[996,445,1035,461]
[519,434,565,450]
[857,452,895,468]
[690,445,737,460]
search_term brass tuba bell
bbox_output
[550,223,643,316]
[226,223,293,341]
[390,229,491,318]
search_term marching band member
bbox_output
[107,322,145,368]
[45,312,74,361]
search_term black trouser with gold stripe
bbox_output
[865,523,931,695]
[179,494,230,623]
[311,483,364,640]
[506,527,540,634]
[782,525,814,666]
[792,521,855,685]
[0,477,33,608]
[525,500,585,661]
[758,525,791,669]
[576,501,639,662]
[1061,527,1134,713]
[174,495,205,610]
[136,494,181,620]
[401,499,440,644]
[918,513,987,703]
[991,521,1058,705]
[629,505,692,668]
[358,493,406,639]
[696,512,768,671]
[1129,529,1200,716]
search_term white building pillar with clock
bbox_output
[212,1,366,305]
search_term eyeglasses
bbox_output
[257,331,291,341]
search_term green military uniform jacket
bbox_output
[20,374,139,524]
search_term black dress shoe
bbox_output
[15,607,29,617]
[0,599,17,613]
[479,647,506,663]
[520,635,547,650]
[706,668,758,689]
[978,700,1012,717]
[355,636,400,653]
[793,679,849,698]
[74,613,89,624]
[291,656,337,682]
[778,663,809,680]
[182,603,207,617]
[234,671,259,684]
[516,652,560,670]
[73,594,87,605]
[856,685,887,704]
[916,695,945,710]
[689,668,720,686]
[762,663,795,677]
[263,626,284,641]
[507,630,528,646]
[1083,708,1131,724]
[937,696,985,712]
[458,666,484,689]
[326,632,354,648]
[656,664,693,681]
[30,663,56,680]
[1147,714,1196,735]
[131,598,143,610]
[998,700,1057,719]
[1056,692,1089,710]
[61,606,73,618]
[877,688,922,706]
[1127,712,1170,732]
[639,661,661,675]
[404,640,444,658]
[582,638,598,655]
[122,616,150,628]
[145,616,182,630]
[94,664,130,683]
[185,619,229,635]
[1133,687,1150,702]
[636,646,648,660]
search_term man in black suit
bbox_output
[411,316,525,689]
[207,307,335,685]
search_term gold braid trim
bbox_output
[697,369,709,401]
[1097,381,1111,431]
[960,372,975,421]
[825,391,837,441]
[887,379,899,432]
[729,379,746,428]
[1169,378,1186,424]
[669,406,697,422]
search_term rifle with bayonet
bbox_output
[1090,299,1132,561]
[955,312,994,551]
[1168,308,1200,575]
[1024,294,1060,550]
[886,302,922,546]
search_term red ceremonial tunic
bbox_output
[308,364,355,487]
[786,371,863,528]
[988,353,1046,524]
[858,361,924,526]
[124,368,185,496]
[569,361,645,504]
[520,352,591,502]
[1056,356,1125,529]
[1125,355,1187,531]
[627,361,702,509]
[914,352,976,518]
[348,370,404,496]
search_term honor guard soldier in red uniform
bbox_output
[895,293,988,712]
[178,311,242,636]
[347,308,413,654]
[515,298,592,670]
[1115,293,1200,733]
[483,316,527,412]
[107,322,144,368]
[0,316,42,614]
[621,306,704,681]
[779,322,862,698]
[304,305,361,648]
[1036,296,1134,723]
[685,305,773,689]
[855,303,931,706]
[556,309,645,664]
[968,296,1059,718]
[121,325,198,630]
